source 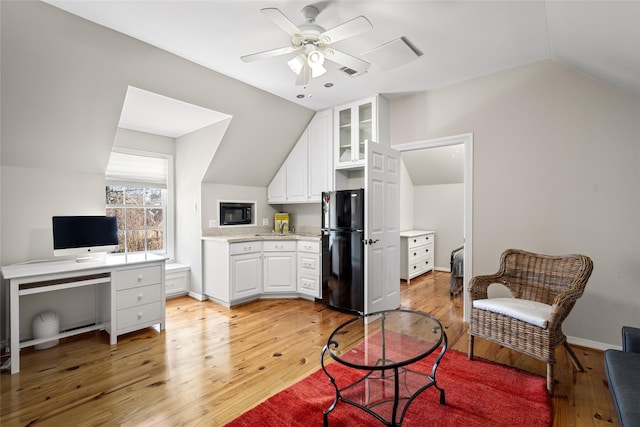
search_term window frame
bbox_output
[105,149,175,261]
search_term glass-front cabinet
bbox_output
[334,95,389,169]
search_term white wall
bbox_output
[399,159,415,231]
[277,204,321,230]
[176,120,231,298]
[390,59,640,347]
[201,183,278,232]
[413,183,464,270]
[1,166,107,338]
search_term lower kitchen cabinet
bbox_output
[263,241,297,293]
[202,238,321,306]
[297,240,321,298]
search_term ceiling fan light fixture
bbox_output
[307,50,326,77]
[287,53,306,75]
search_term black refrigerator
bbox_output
[321,189,364,313]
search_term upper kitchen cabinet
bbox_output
[334,95,390,169]
[268,109,333,204]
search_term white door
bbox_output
[364,142,401,314]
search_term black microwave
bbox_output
[220,202,253,226]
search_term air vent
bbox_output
[339,67,367,77]
[362,36,423,71]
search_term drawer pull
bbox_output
[138,293,143,300]
[413,265,417,270]
[137,275,143,282]
[138,312,143,319]
[413,252,417,256]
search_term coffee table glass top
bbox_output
[325,309,445,370]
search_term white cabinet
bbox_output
[307,109,333,201]
[263,241,297,293]
[230,242,263,300]
[267,109,333,204]
[114,264,165,337]
[285,129,309,202]
[203,238,323,306]
[334,95,389,169]
[165,263,190,298]
[297,240,321,298]
[400,231,435,282]
[203,240,263,305]
[267,164,286,203]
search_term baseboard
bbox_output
[566,335,621,351]
[187,291,206,301]
[435,267,451,273]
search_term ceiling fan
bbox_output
[241,5,373,86]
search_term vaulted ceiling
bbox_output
[47,0,640,112]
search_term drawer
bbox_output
[230,241,262,255]
[117,301,163,330]
[165,272,189,295]
[263,241,297,252]
[298,253,319,274]
[409,258,433,275]
[116,265,163,290]
[407,243,434,262]
[117,284,162,310]
[408,233,434,249]
[297,240,320,253]
[298,274,319,294]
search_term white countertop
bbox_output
[1,253,167,280]
[202,233,322,243]
[400,230,435,238]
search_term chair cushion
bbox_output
[472,298,552,328]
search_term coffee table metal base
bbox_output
[321,351,446,426]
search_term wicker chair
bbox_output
[467,249,593,394]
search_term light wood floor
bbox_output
[1,271,617,426]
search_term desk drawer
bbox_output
[116,265,162,290]
[117,284,162,310]
[117,301,163,330]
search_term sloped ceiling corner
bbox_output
[0,1,313,187]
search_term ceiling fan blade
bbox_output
[320,16,372,44]
[261,8,302,37]
[324,48,371,74]
[241,46,300,63]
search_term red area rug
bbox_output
[225,349,552,427]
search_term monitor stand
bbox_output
[75,253,106,263]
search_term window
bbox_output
[106,186,165,253]
[105,150,173,257]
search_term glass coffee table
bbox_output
[321,309,447,426]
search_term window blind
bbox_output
[106,151,168,188]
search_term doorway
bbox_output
[394,133,473,321]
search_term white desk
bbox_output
[1,253,166,374]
